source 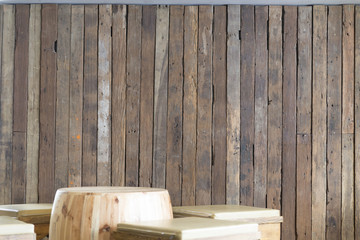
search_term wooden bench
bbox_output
[0,216,36,240]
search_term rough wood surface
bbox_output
[355,5,360,240]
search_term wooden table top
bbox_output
[0,216,34,235]
[0,204,52,217]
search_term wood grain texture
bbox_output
[254,6,268,208]
[0,5,3,204]
[152,5,168,189]
[39,4,57,203]
[196,5,212,205]
[326,5,342,240]
[111,5,126,187]
[126,5,141,187]
[26,4,41,203]
[139,5,156,188]
[355,6,360,240]
[267,6,282,210]
[97,5,112,186]
[182,5,198,206]
[212,5,226,205]
[82,5,98,187]
[226,5,240,205]
[166,5,183,206]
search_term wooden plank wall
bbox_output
[0,4,360,239]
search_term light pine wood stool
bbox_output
[113,217,261,240]
[0,216,36,240]
[0,204,52,240]
[173,205,283,240]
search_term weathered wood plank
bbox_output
[267,6,282,210]
[152,5,169,189]
[166,5,183,205]
[82,5,98,187]
[253,5,268,209]
[39,4,57,203]
[182,5,198,206]
[196,5,212,205]
[355,5,360,240]
[12,132,26,203]
[240,5,255,206]
[26,4,41,203]
[68,5,84,188]
[226,5,240,205]
[212,5,226,205]
[139,5,156,188]
[97,4,112,186]
[326,5,342,240]
[111,5,126,187]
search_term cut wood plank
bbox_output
[97,4,112,186]
[355,5,360,240]
[196,5,212,205]
[166,5,183,206]
[12,132,26,204]
[69,5,84,188]
[267,6,282,211]
[212,5,226,205]
[153,5,169,189]
[282,6,297,240]
[111,5,126,187]
[254,5,268,209]
[312,5,327,240]
[39,4,57,203]
[82,4,98,187]
[126,5,141,187]
[182,5,198,206]
[55,4,70,191]
[26,4,41,203]
[226,5,240,205]
[326,5,342,240]
[139,5,156,188]
[240,5,255,206]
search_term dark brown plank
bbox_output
[211,5,226,205]
[139,5,156,188]
[126,5,141,187]
[355,5,360,240]
[267,6,282,210]
[281,6,297,240]
[12,4,29,204]
[82,5,98,187]
[111,5,126,187]
[182,5,198,206]
[39,4,57,203]
[166,5,183,205]
[326,5,342,240]
[196,5,212,205]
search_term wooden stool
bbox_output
[113,217,261,240]
[173,205,283,240]
[49,187,173,240]
[0,216,36,240]
[0,204,52,240]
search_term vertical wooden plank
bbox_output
[68,5,84,188]
[26,4,41,203]
[254,6,268,208]
[111,5,126,187]
[39,4,57,203]
[139,5,156,188]
[97,5,112,186]
[196,5,212,205]
[126,5,141,187]
[355,6,360,240]
[153,5,168,189]
[182,5,198,206]
[166,5,183,205]
[240,5,255,206]
[342,5,355,240]
[296,7,312,240]
[12,5,29,204]
[326,5,342,240]
[212,5,226,205]
[82,5,98,187]
[267,6,282,210]
[55,4,70,191]
[226,5,240,205]
[282,6,297,240]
